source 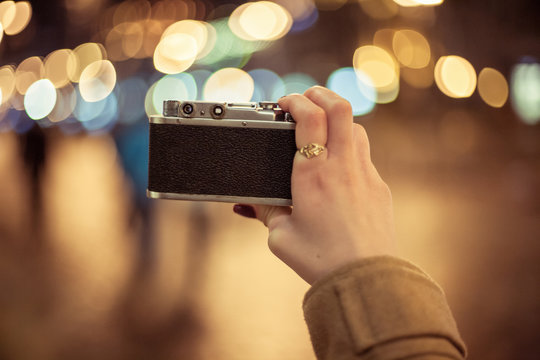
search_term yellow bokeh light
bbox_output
[79,60,117,102]
[44,49,78,88]
[15,56,44,95]
[161,20,216,60]
[0,1,16,30]
[353,45,400,103]
[434,55,477,98]
[392,29,431,69]
[71,43,107,83]
[49,83,77,122]
[393,0,444,6]
[113,0,151,26]
[106,22,145,61]
[358,0,398,20]
[393,0,421,6]
[229,1,292,41]
[153,33,198,74]
[478,67,508,108]
[203,68,254,102]
[0,65,15,105]
[4,1,31,35]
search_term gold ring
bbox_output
[299,143,326,159]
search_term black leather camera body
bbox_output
[147,100,296,206]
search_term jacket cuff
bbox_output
[303,256,467,359]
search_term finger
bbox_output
[278,94,328,158]
[233,204,291,230]
[304,86,353,157]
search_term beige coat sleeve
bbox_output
[303,256,467,360]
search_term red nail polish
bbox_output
[233,204,256,218]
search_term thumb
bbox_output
[233,204,292,229]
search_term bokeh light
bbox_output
[71,43,107,83]
[161,20,216,60]
[152,72,197,113]
[153,33,198,74]
[24,79,57,120]
[0,65,15,105]
[105,22,145,61]
[276,0,318,33]
[393,0,444,6]
[79,60,117,102]
[203,68,254,102]
[358,0,398,20]
[353,45,400,103]
[327,67,376,116]
[477,67,508,108]
[3,0,31,35]
[48,83,77,123]
[80,92,118,133]
[0,2,16,32]
[434,55,477,98]
[249,68,284,102]
[15,56,44,95]
[392,29,431,69]
[229,1,292,41]
[510,61,540,125]
[278,73,318,98]
[44,49,78,88]
[116,77,147,124]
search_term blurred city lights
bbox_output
[392,29,431,69]
[229,1,292,41]
[511,61,540,125]
[71,43,107,83]
[0,2,16,31]
[80,92,118,133]
[278,73,318,98]
[14,56,44,95]
[79,60,117,102]
[275,0,318,33]
[23,79,57,120]
[44,49,78,88]
[0,65,15,105]
[161,20,216,60]
[353,45,400,103]
[249,68,284,102]
[153,33,198,74]
[477,67,508,108]
[393,0,444,7]
[434,55,476,98]
[327,67,376,116]
[2,0,31,35]
[203,67,254,102]
[48,83,77,123]
[115,77,147,124]
[152,72,197,112]
[359,0,398,20]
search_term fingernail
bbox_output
[233,204,256,218]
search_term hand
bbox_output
[233,86,397,284]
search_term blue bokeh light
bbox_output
[327,67,376,116]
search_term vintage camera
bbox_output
[147,100,296,206]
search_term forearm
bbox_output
[303,256,466,360]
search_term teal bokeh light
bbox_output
[326,67,376,116]
[511,61,540,125]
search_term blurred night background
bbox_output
[0,0,539,359]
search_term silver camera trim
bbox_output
[147,190,292,206]
[149,115,295,130]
